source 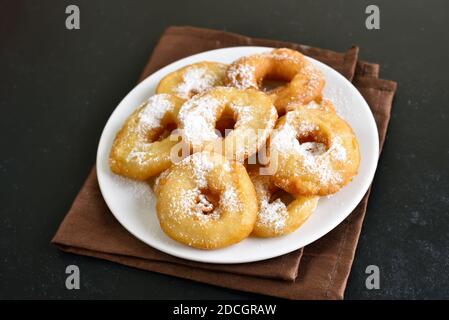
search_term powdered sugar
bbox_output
[220,186,241,212]
[126,150,150,165]
[259,198,288,232]
[253,178,287,232]
[138,94,173,131]
[226,50,310,91]
[262,51,302,63]
[270,113,347,184]
[222,160,231,172]
[174,153,241,222]
[301,99,334,113]
[226,63,256,89]
[122,94,175,165]
[303,101,321,110]
[298,119,318,133]
[174,67,216,99]
[187,152,215,188]
[197,193,214,213]
[299,62,323,96]
[111,174,153,208]
[328,136,347,161]
[177,188,220,223]
[229,103,253,125]
[178,94,222,146]
[322,86,353,121]
[270,122,298,155]
[301,142,327,156]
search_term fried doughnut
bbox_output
[270,108,360,196]
[225,48,324,114]
[249,168,319,237]
[178,87,277,161]
[109,94,184,180]
[156,62,227,99]
[155,152,258,249]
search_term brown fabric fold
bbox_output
[52,26,397,299]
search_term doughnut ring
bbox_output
[269,108,360,196]
[225,48,325,115]
[109,94,185,180]
[155,152,258,249]
[178,86,277,161]
[156,62,227,99]
[249,168,319,237]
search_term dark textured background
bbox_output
[1,0,448,299]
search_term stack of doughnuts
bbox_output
[109,48,360,249]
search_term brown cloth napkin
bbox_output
[52,26,397,299]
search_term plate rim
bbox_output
[96,46,379,264]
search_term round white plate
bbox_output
[97,46,379,264]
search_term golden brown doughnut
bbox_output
[156,62,227,99]
[249,168,318,237]
[109,94,184,180]
[155,152,258,249]
[269,108,360,196]
[225,48,324,115]
[177,86,277,161]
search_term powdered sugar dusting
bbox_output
[298,62,323,98]
[267,52,300,62]
[187,152,215,188]
[178,94,222,146]
[226,102,277,159]
[177,188,221,223]
[126,150,150,165]
[226,63,256,89]
[174,67,216,99]
[229,103,253,126]
[301,142,327,156]
[271,113,347,184]
[298,119,318,133]
[111,174,153,208]
[197,193,214,212]
[170,153,242,223]
[328,136,347,161]
[138,94,173,131]
[253,178,287,232]
[123,94,175,165]
[259,198,288,232]
[220,186,241,212]
[323,86,353,121]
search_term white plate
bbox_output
[97,46,379,264]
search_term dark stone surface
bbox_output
[1,0,448,299]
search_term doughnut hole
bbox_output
[147,114,178,142]
[261,79,288,92]
[256,58,300,91]
[196,188,220,215]
[269,188,294,206]
[296,127,330,155]
[215,107,237,137]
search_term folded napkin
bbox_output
[52,26,397,299]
